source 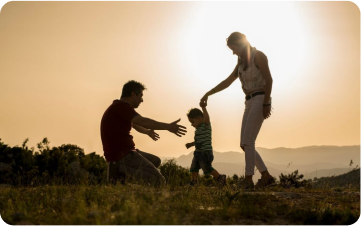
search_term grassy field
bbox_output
[1,184,359,225]
[1,139,359,224]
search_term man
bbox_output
[101,80,187,186]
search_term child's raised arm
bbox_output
[199,101,210,124]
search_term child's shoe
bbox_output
[255,176,276,188]
[216,174,227,188]
[189,180,198,186]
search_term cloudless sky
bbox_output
[0,1,359,159]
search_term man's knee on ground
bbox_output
[153,157,161,168]
[149,173,166,187]
[107,164,126,185]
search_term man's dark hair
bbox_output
[121,80,146,98]
[187,108,203,119]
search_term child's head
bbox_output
[187,108,204,128]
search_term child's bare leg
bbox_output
[192,172,199,181]
[211,169,226,187]
[210,169,220,179]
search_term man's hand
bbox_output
[168,119,187,137]
[185,142,194,149]
[263,105,272,119]
[147,129,160,141]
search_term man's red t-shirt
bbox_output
[101,100,139,162]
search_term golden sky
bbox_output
[0,1,359,158]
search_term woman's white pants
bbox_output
[240,94,268,176]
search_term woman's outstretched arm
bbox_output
[200,64,238,104]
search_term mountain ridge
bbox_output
[160,145,360,180]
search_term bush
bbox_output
[0,137,107,186]
[279,170,311,188]
[159,159,190,187]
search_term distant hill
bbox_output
[170,151,244,166]
[161,145,360,180]
[256,145,360,166]
[313,169,360,188]
[304,168,352,180]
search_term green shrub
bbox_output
[279,170,311,188]
[0,137,107,186]
[159,159,190,187]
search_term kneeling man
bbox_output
[101,80,187,186]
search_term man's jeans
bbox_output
[107,149,166,186]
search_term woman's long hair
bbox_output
[226,32,251,71]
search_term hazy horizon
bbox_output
[0,1,359,160]
[162,144,361,159]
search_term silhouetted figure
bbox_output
[185,101,226,187]
[200,32,275,189]
[101,80,187,186]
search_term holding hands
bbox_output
[199,99,207,108]
[200,95,208,107]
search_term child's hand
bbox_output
[200,95,208,106]
[199,101,207,108]
[185,143,193,149]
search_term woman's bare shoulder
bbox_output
[254,50,268,63]
[255,49,267,59]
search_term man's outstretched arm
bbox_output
[132,115,187,137]
[132,123,160,141]
[132,123,150,134]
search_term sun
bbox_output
[178,1,309,104]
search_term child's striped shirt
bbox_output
[194,122,212,152]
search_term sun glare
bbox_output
[180,1,309,102]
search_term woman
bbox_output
[200,32,275,189]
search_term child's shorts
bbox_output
[190,151,214,174]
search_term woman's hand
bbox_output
[147,129,160,141]
[263,105,272,119]
[200,94,208,106]
[199,100,207,108]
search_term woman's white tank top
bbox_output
[238,47,266,94]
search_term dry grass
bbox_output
[0,184,359,225]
